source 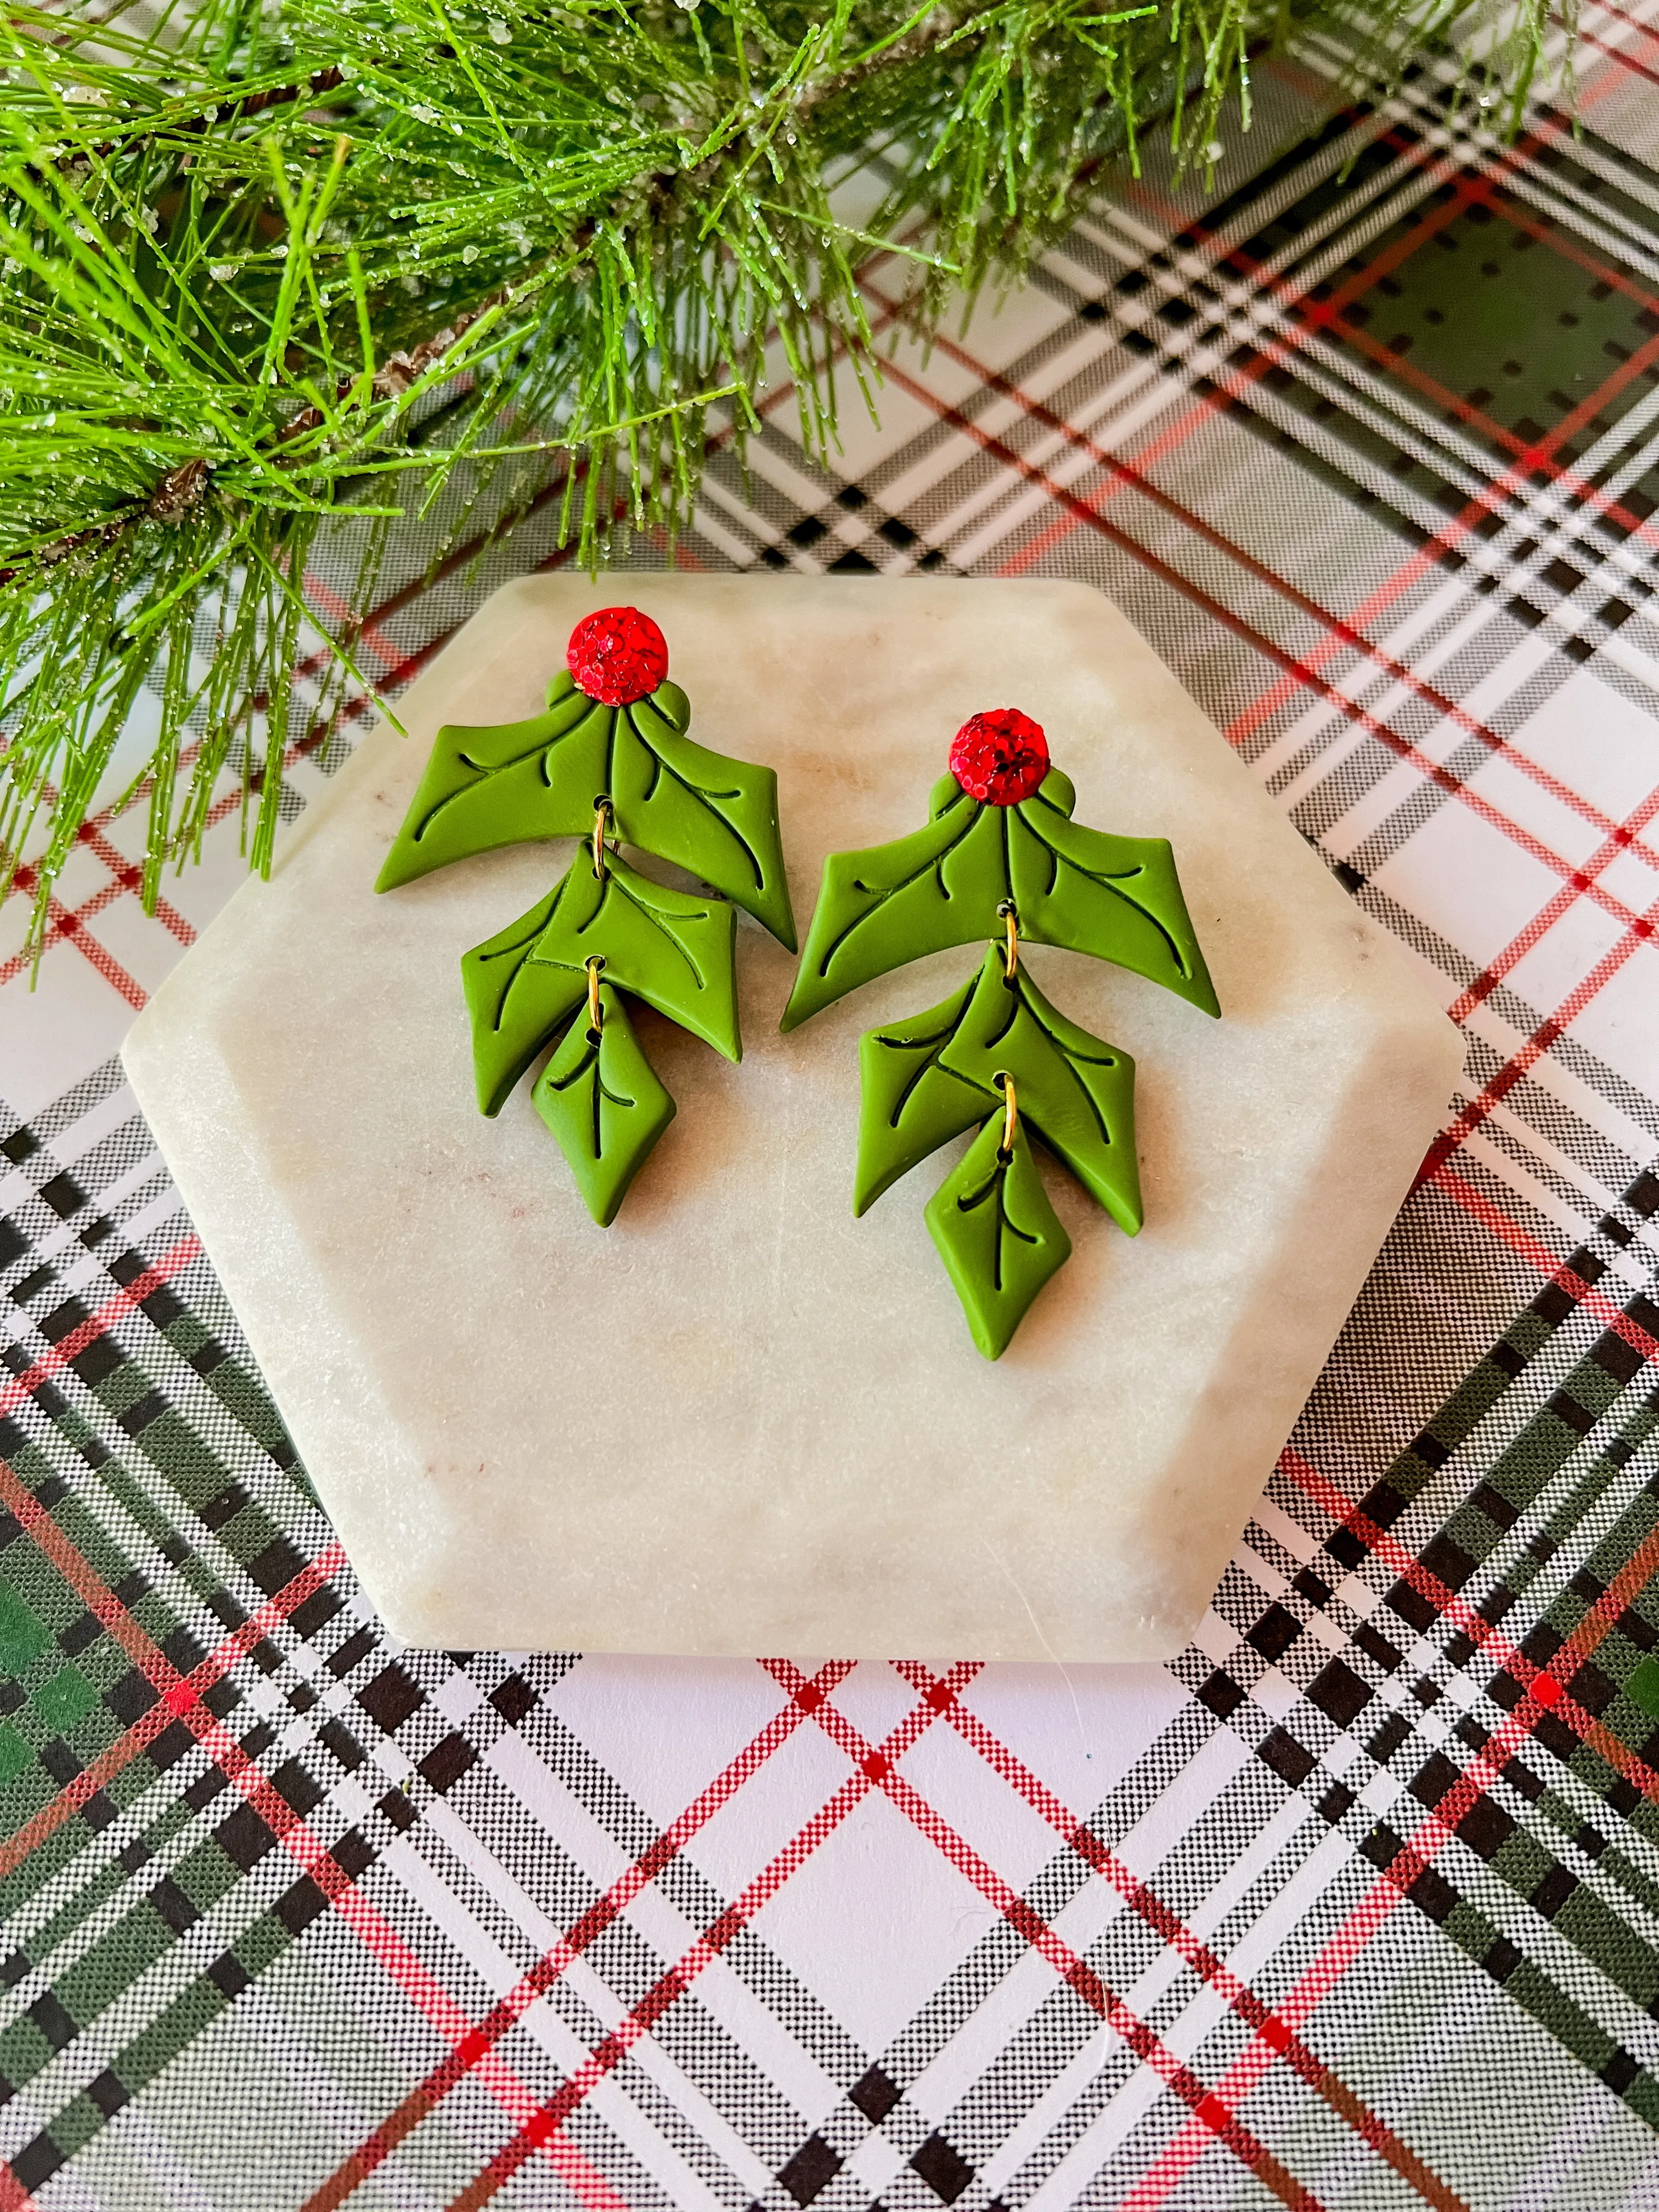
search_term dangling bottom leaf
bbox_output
[532,983,675,1226]
[924,1117,1071,1359]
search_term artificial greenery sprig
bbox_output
[0,0,1551,956]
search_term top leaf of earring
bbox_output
[375,607,797,952]
[780,761,1218,1031]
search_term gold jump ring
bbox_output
[586,955,604,1035]
[592,798,612,880]
[1002,902,1019,982]
[998,1071,1018,1157]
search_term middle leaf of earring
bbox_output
[782,708,1219,1358]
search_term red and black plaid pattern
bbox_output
[5,13,1659,2207]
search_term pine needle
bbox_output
[0,0,1558,955]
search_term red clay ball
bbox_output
[567,606,669,705]
[949,708,1050,805]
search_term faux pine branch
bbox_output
[0,0,1548,956]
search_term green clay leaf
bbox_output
[378,684,606,888]
[638,676,692,731]
[1012,787,1215,1015]
[529,850,741,1063]
[783,797,969,1034]
[782,770,1218,1029]
[853,972,992,1217]
[375,669,794,947]
[612,694,796,950]
[856,945,1141,1230]
[924,1117,1072,1361]
[532,983,676,1227]
[938,946,1141,1234]
[461,884,588,1116]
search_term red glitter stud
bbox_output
[566,606,669,706]
[949,708,1050,806]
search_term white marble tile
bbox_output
[122,575,1462,1660]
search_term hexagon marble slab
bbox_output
[122,577,1462,1661]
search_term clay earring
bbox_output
[376,606,797,1223]
[781,709,1218,1357]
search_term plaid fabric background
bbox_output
[5,12,1659,2208]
